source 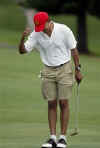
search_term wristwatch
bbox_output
[75,64,81,71]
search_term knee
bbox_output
[48,100,57,109]
[59,100,69,110]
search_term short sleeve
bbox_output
[24,31,37,52]
[64,26,77,50]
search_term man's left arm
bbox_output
[71,48,83,84]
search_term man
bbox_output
[19,12,82,148]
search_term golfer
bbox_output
[19,12,82,148]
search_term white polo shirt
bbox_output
[24,22,77,66]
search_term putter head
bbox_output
[70,128,79,136]
[70,131,79,136]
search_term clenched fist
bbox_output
[75,70,83,84]
[22,28,31,37]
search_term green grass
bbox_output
[0,48,100,148]
[0,0,26,45]
[0,0,26,31]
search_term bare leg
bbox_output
[59,99,69,135]
[48,100,57,135]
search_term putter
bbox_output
[70,83,80,137]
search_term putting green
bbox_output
[0,48,100,148]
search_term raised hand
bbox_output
[22,28,31,37]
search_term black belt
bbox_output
[45,61,68,69]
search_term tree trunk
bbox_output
[77,10,89,54]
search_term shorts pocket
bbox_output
[41,67,56,79]
[41,78,57,100]
[59,72,74,85]
[64,62,73,74]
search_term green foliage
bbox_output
[24,0,61,13]
[23,0,100,17]
[0,0,14,5]
[88,0,100,17]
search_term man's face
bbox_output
[43,21,50,32]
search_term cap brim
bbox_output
[35,24,45,32]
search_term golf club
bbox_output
[70,83,80,137]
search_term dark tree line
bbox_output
[19,0,100,54]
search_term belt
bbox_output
[45,61,69,69]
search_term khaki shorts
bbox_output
[41,61,74,101]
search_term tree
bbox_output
[19,0,100,54]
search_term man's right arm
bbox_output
[19,28,31,54]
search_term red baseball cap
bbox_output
[33,12,49,32]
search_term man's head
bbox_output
[33,12,51,32]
